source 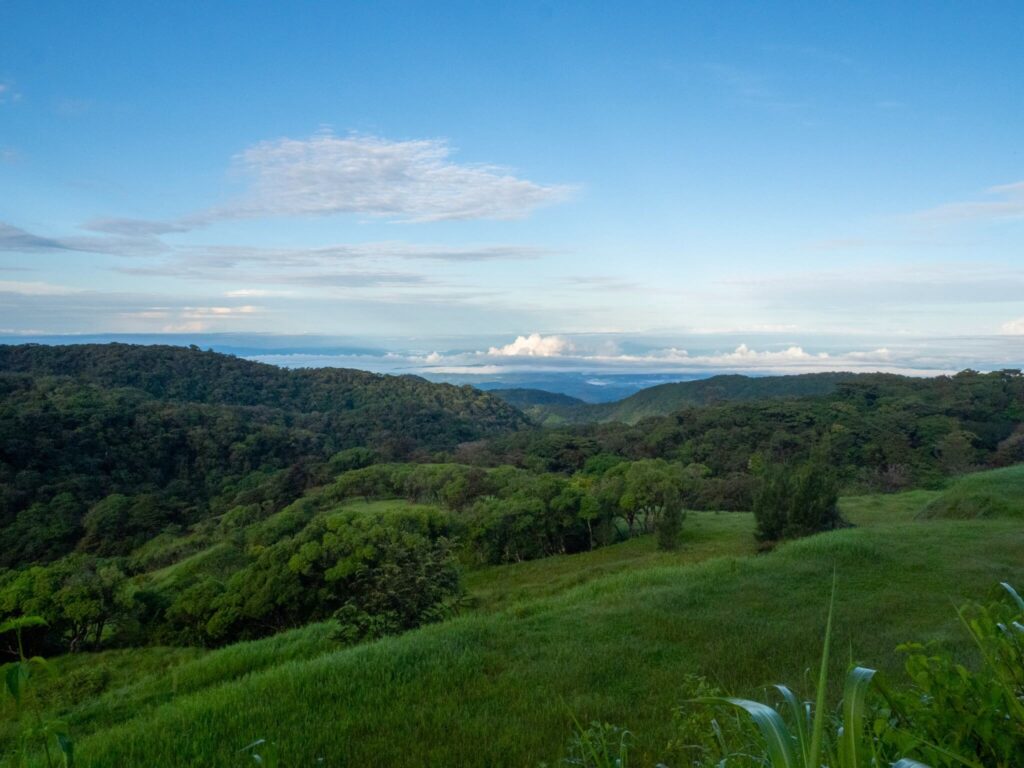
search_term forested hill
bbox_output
[0,343,526,422]
[485,388,587,422]
[0,343,526,566]
[492,371,865,424]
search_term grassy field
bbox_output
[920,463,1024,519]
[17,469,1018,767]
[464,510,756,611]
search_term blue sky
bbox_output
[2,1,1023,374]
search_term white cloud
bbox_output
[488,333,574,357]
[1001,317,1024,335]
[0,280,79,295]
[195,131,574,223]
[915,181,1024,224]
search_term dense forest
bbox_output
[491,371,864,424]
[1,345,1022,658]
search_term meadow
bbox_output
[8,467,1023,766]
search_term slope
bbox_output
[497,371,866,424]
[0,344,526,566]
[60,486,1024,767]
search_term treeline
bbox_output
[474,369,1024,491]
[328,458,694,561]
[0,456,697,653]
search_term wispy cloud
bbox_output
[0,220,549,295]
[915,181,1024,225]
[0,223,72,252]
[0,221,170,257]
[189,131,575,224]
[109,241,546,290]
[81,218,193,236]
[0,81,21,105]
[725,264,1024,307]
[0,280,80,296]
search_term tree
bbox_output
[753,456,839,542]
[657,505,684,551]
[0,555,133,652]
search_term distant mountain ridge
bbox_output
[490,371,865,424]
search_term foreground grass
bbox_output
[1,623,341,753]
[66,513,1023,767]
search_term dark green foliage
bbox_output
[753,458,840,542]
[0,557,133,653]
[487,388,586,421]
[657,506,684,551]
[500,371,864,425]
[0,343,526,568]
[489,369,1024,506]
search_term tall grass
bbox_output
[65,513,1023,767]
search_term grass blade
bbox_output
[1000,582,1024,612]
[839,666,876,768]
[773,684,809,765]
[809,570,837,768]
[697,697,799,768]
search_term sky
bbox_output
[1,1,1023,376]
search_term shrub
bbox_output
[753,457,840,542]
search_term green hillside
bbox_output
[0,344,526,566]
[493,371,869,424]
[588,371,863,423]
[7,474,1021,767]
[919,463,1024,519]
[3,351,1023,766]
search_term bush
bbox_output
[753,457,840,542]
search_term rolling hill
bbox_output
[0,344,527,566]
[10,470,1021,767]
[490,371,864,424]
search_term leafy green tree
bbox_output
[0,556,133,652]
